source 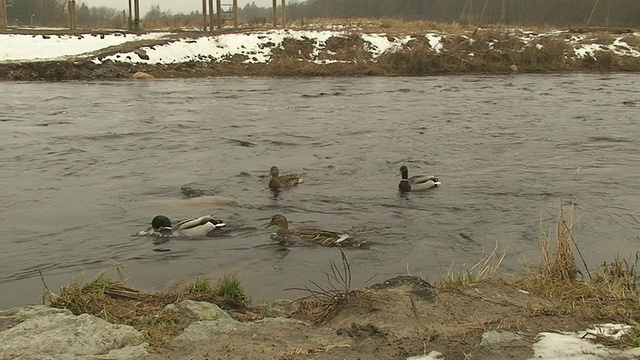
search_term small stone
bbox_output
[480,330,521,346]
[131,71,155,79]
[134,49,150,60]
[407,350,445,360]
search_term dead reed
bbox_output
[286,249,360,323]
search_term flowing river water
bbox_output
[1,74,639,308]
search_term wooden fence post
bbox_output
[128,0,133,30]
[208,0,214,32]
[0,0,7,30]
[133,0,140,31]
[68,0,77,30]
[216,0,222,29]
[202,0,207,30]
[272,0,277,27]
[281,0,286,27]
[233,0,237,28]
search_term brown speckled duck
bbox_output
[266,214,363,248]
[268,166,303,189]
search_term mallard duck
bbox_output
[148,215,226,237]
[397,165,441,192]
[269,166,303,189]
[266,214,363,247]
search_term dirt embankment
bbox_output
[2,26,640,81]
[143,276,597,360]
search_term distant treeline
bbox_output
[5,0,639,28]
[288,0,640,27]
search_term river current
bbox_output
[1,74,638,308]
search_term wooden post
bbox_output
[216,0,222,29]
[281,0,286,28]
[272,0,277,27]
[208,0,214,32]
[128,0,133,30]
[233,0,238,28]
[0,0,7,30]
[68,0,77,30]
[133,0,140,31]
[202,0,207,31]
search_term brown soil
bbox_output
[144,276,595,360]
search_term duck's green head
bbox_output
[151,215,172,230]
[398,166,409,179]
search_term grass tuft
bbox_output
[213,273,250,304]
[286,249,356,323]
[436,241,506,291]
[47,268,252,345]
[515,203,640,347]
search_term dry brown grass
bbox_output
[293,18,478,36]
[46,268,252,345]
[515,203,640,346]
[620,34,640,48]
[287,249,365,323]
[578,32,617,46]
[436,242,507,292]
[539,203,580,280]
[515,36,570,69]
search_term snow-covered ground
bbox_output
[1,28,638,64]
[0,32,171,62]
[530,324,640,359]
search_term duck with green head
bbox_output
[146,215,226,237]
[268,166,303,189]
[266,214,364,248]
[397,165,441,192]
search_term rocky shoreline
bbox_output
[2,275,639,360]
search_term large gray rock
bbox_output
[170,300,308,343]
[0,305,147,360]
[174,317,242,342]
[160,299,232,321]
[259,298,300,318]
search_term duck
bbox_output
[147,215,226,237]
[268,166,303,189]
[397,165,441,192]
[266,214,363,248]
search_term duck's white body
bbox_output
[172,215,226,237]
[402,175,441,191]
[398,165,441,192]
[140,215,226,237]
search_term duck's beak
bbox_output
[264,222,274,228]
[396,171,401,177]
